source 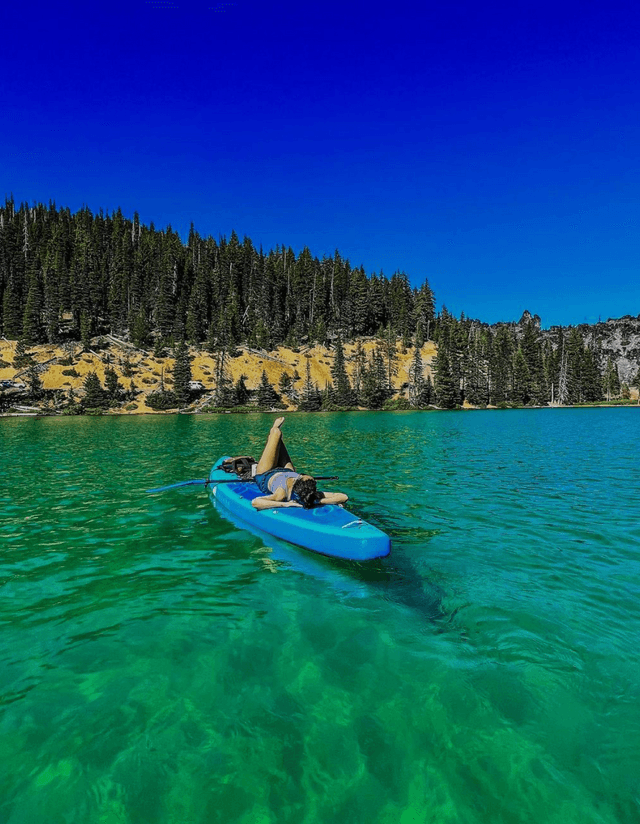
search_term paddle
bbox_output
[146,475,339,494]
[146,479,212,493]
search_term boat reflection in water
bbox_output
[209,490,444,623]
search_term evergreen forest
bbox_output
[0,198,635,411]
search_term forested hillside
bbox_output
[0,197,435,351]
[433,310,638,408]
[1,198,637,411]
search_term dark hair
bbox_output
[291,477,318,509]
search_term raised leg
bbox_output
[255,417,295,474]
[277,437,295,470]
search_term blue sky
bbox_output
[2,0,638,327]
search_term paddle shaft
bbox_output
[211,475,339,484]
[146,475,339,493]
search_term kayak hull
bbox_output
[209,457,390,561]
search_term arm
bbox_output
[252,489,303,510]
[316,490,349,506]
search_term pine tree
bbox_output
[65,387,82,414]
[13,337,31,367]
[153,336,167,359]
[408,339,425,407]
[351,339,367,402]
[26,363,44,399]
[512,348,531,405]
[464,326,489,406]
[104,366,121,404]
[581,345,603,402]
[279,371,292,395]
[146,387,179,410]
[131,307,151,349]
[321,380,336,410]
[520,319,545,404]
[22,279,44,344]
[172,340,192,406]
[235,374,250,405]
[350,266,370,336]
[80,310,92,351]
[256,370,280,408]
[389,271,414,346]
[82,371,108,408]
[2,282,23,339]
[185,268,209,344]
[360,349,388,409]
[434,342,457,408]
[156,262,176,339]
[373,343,387,395]
[331,336,352,406]
[383,325,398,393]
[566,328,584,403]
[421,373,434,406]
[299,358,322,410]
[490,326,513,405]
[415,279,436,341]
[43,265,60,343]
[253,318,271,350]
[212,346,235,406]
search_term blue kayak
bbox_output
[209,457,391,561]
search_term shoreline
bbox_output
[2,400,638,420]
[2,337,637,417]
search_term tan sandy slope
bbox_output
[0,338,437,413]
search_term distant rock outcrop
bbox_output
[483,312,639,387]
[576,315,640,384]
[517,310,542,330]
[537,314,639,385]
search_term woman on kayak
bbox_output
[252,417,348,510]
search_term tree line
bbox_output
[0,197,436,351]
[1,197,632,411]
[431,309,625,408]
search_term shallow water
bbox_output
[1,409,639,823]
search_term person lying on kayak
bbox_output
[252,417,348,510]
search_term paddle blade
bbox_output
[146,479,208,493]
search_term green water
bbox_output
[1,409,639,824]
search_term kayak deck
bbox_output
[209,457,390,561]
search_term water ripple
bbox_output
[1,410,639,823]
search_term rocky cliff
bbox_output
[510,311,640,386]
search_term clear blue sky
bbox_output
[2,0,638,327]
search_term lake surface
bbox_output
[1,409,639,824]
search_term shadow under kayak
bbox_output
[209,457,391,561]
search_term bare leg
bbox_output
[256,417,295,474]
[277,437,295,471]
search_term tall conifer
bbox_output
[82,371,108,408]
[434,343,457,408]
[172,340,192,406]
[256,370,280,408]
[331,336,352,406]
[408,339,425,407]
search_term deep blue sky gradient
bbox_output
[2,0,639,326]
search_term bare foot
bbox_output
[271,416,285,431]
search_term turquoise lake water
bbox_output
[1,409,639,823]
